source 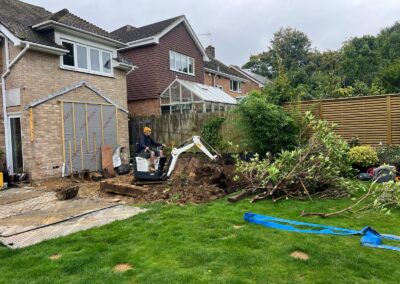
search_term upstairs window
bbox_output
[230,80,241,93]
[169,50,194,75]
[61,40,113,76]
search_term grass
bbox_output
[0,186,399,283]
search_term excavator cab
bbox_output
[133,136,219,183]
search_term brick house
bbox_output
[112,16,219,116]
[229,65,269,91]
[204,45,266,99]
[0,0,134,179]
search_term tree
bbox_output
[235,92,299,155]
[242,27,312,79]
[379,61,400,93]
[340,35,380,86]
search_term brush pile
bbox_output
[229,112,352,203]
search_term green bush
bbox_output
[201,116,225,150]
[349,145,379,167]
[235,92,299,155]
[377,144,400,166]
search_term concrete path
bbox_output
[0,188,146,249]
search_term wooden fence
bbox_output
[285,94,400,145]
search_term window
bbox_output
[77,45,87,69]
[62,42,74,66]
[90,49,100,71]
[230,80,241,93]
[102,52,111,74]
[169,50,195,75]
[61,40,113,76]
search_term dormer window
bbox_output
[169,50,194,75]
[61,40,113,76]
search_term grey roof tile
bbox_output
[205,57,247,80]
[111,16,183,43]
[0,0,122,48]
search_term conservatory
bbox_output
[160,79,237,114]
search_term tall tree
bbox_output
[243,27,312,79]
[339,35,380,86]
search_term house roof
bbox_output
[230,65,270,86]
[161,79,237,105]
[205,57,248,82]
[111,16,182,43]
[112,15,209,60]
[0,0,124,48]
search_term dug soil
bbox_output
[26,154,238,205]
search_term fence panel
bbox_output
[285,94,400,145]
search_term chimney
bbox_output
[205,45,215,58]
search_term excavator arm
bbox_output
[166,136,219,177]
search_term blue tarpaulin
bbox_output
[244,213,400,252]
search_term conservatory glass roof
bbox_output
[160,79,237,105]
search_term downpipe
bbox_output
[1,38,30,172]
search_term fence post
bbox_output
[387,95,392,145]
[318,101,323,119]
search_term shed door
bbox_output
[62,102,117,176]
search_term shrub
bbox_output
[233,112,352,201]
[349,145,378,167]
[235,92,299,155]
[201,116,225,150]
[377,144,400,166]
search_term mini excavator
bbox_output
[133,136,220,183]
[134,136,220,184]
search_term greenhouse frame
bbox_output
[160,79,237,114]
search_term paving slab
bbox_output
[0,199,117,237]
[0,205,146,249]
[0,188,147,249]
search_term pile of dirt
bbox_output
[27,154,238,204]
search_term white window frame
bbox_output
[60,39,114,77]
[230,79,241,93]
[169,50,195,76]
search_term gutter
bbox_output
[1,39,30,172]
[204,68,248,83]
[22,41,68,55]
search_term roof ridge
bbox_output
[136,15,184,30]
[59,11,113,36]
[48,8,69,21]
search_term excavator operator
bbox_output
[137,127,166,169]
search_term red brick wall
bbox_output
[157,23,204,92]
[128,99,160,116]
[204,71,262,98]
[120,22,205,108]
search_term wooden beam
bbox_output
[116,107,119,145]
[100,104,104,145]
[72,103,76,152]
[69,140,73,175]
[61,102,65,165]
[80,138,84,171]
[85,103,89,152]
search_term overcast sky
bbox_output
[24,0,400,66]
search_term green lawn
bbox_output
[1,189,399,283]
